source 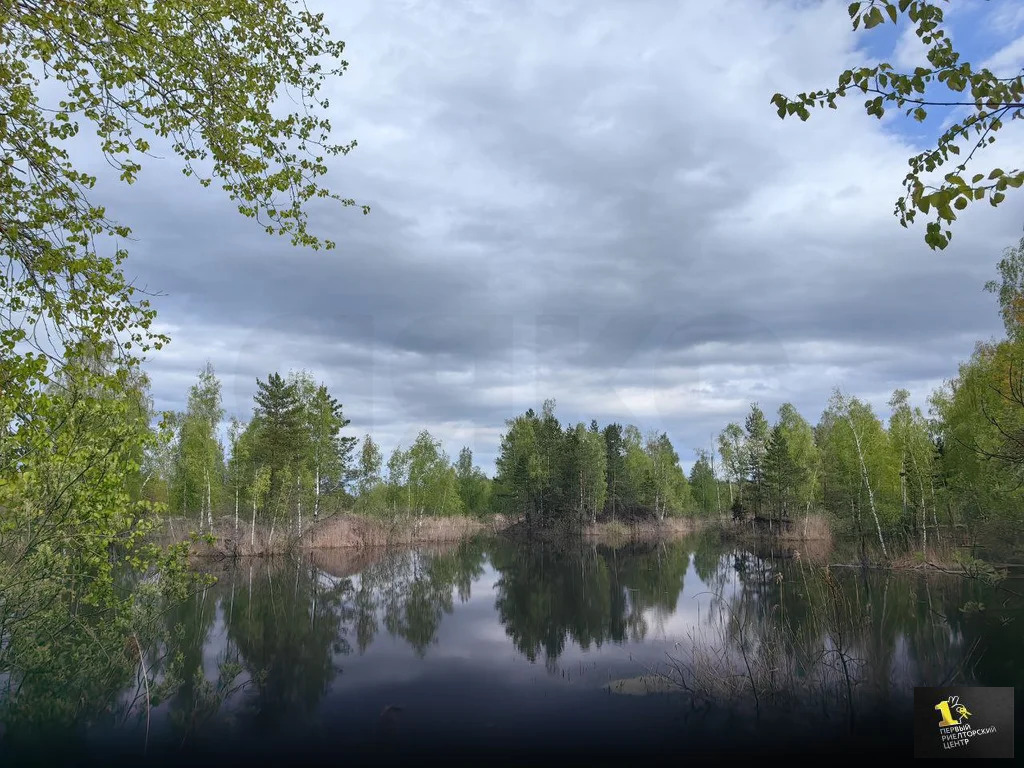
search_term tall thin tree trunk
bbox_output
[297,475,302,537]
[314,462,320,519]
[251,493,257,549]
[205,466,212,529]
[579,468,584,522]
[845,414,887,558]
[901,466,908,527]
[234,484,239,534]
[910,452,927,553]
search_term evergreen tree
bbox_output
[252,372,304,523]
[494,409,542,527]
[602,423,626,520]
[744,403,769,518]
[763,424,798,526]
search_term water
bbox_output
[3,533,1022,764]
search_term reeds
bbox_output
[152,513,499,557]
[653,562,892,727]
[582,517,704,541]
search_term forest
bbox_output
[3,0,1024,758]
[124,237,1024,559]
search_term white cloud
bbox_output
[983,34,1024,73]
[95,0,1019,474]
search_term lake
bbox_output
[3,532,1021,764]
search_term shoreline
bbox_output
[159,512,511,558]
[157,513,1020,575]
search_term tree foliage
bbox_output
[771,0,1024,250]
[1,0,364,709]
[493,403,691,529]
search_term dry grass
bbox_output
[154,512,506,558]
[583,516,706,542]
[301,513,488,550]
[778,513,833,543]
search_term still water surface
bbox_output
[12,534,1024,763]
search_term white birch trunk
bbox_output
[910,451,928,553]
[205,466,212,530]
[314,463,320,519]
[845,413,887,558]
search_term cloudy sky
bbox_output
[98,0,1024,472]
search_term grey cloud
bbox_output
[81,0,1016,472]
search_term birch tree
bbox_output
[171,363,224,529]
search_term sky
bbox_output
[88,0,1024,473]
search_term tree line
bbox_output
[697,238,1024,554]
[146,380,694,534]
[144,239,1024,550]
[145,368,494,535]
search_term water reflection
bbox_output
[2,533,1020,762]
[492,540,692,661]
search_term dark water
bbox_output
[4,533,1022,765]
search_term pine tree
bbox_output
[764,424,798,528]
[744,403,769,518]
[602,423,626,520]
[252,372,304,522]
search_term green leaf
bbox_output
[864,6,886,28]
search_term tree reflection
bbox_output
[223,558,353,726]
[491,539,692,663]
[355,538,488,656]
[131,540,491,745]
[668,551,1020,726]
[6,533,1019,759]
